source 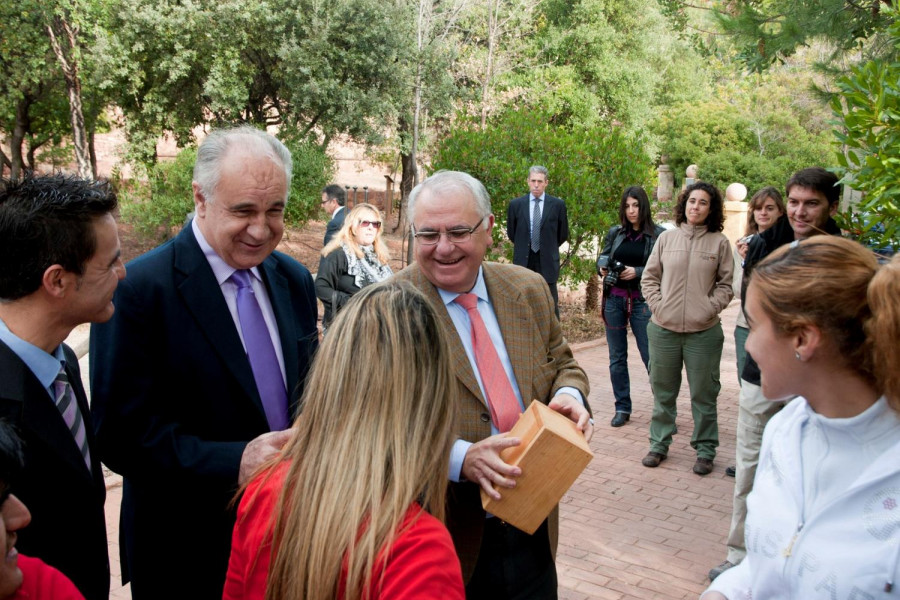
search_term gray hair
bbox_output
[193,125,293,202]
[529,165,549,178]
[407,170,492,229]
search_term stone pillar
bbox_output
[724,182,749,245]
[684,164,698,190]
[656,156,675,222]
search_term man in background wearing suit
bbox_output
[507,165,569,317]
[396,170,591,599]
[321,183,347,245]
[90,126,319,600]
[0,174,123,600]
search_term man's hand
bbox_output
[462,434,522,500]
[619,267,638,281]
[549,393,593,442]
[238,429,293,485]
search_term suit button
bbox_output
[480,413,490,423]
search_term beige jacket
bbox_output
[641,223,734,333]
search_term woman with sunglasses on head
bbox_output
[597,186,665,428]
[223,281,464,600]
[316,203,393,332]
[703,236,900,600]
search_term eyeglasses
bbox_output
[359,220,382,229]
[413,216,486,246]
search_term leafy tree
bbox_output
[95,0,407,166]
[652,72,832,193]
[433,108,653,283]
[831,8,900,250]
[711,0,897,72]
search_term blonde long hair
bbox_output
[261,280,457,600]
[322,203,391,264]
[750,236,900,408]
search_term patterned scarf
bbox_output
[344,243,393,289]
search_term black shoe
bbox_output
[708,560,736,581]
[610,412,630,427]
[725,465,736,477]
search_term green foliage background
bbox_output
[433,108,653,284]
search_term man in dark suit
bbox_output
[321,183,347,245]
[396,170,591,599]
[0,173,123,600]
[90,126,319,600]
[507,165,569,316]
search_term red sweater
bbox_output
[11,555,85,600]
[223,465,464,600]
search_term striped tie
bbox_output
[531,197,541,252]
[54,366,92,471]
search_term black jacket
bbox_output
[596,224,665,278]
[315,248,360,327]
[0,341,109,600]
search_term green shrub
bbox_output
[433,108,653,284]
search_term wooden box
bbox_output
[480,400,593,534]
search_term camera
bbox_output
[603,260,626,294]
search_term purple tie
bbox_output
[231,269,289,431]
[54,366,91,471]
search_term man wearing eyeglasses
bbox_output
[507,165,569,317]
[396,170,591,599]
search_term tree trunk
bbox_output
[88,129,98,179]
[46,15,92,180]
[10,98,30,181]
[585,273,600,312]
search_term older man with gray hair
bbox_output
[396,170,590,599]
[507,165,569,317]
[90,126,319,600]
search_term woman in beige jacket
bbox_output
[640,181,734,475]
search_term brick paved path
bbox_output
[92,300,743,599]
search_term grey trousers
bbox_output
[725,379,784,563]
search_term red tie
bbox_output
[454,293,521,432]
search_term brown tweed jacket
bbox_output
[395,261,590,581]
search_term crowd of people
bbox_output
[0,123,897,600]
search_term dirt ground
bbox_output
[117,215,604,344]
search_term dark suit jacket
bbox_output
[89,225,319,600]
[394,262,590,581]
[0,342,109,600]
[507,194,569,284]
[323,206,346,246]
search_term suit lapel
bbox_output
[482,265,533,405]
[0,342,94,482]
[408,264,486,407]
[172,228,264,416]
[259,256,299,398]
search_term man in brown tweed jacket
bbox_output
[396,170,591,599]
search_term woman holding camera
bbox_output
[597,186,665,427]
[640,181,733,475]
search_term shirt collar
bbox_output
[191,218,262,286]
[436,267,489,307]
[0,317,66,390]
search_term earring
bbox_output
[795,351,801,361]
